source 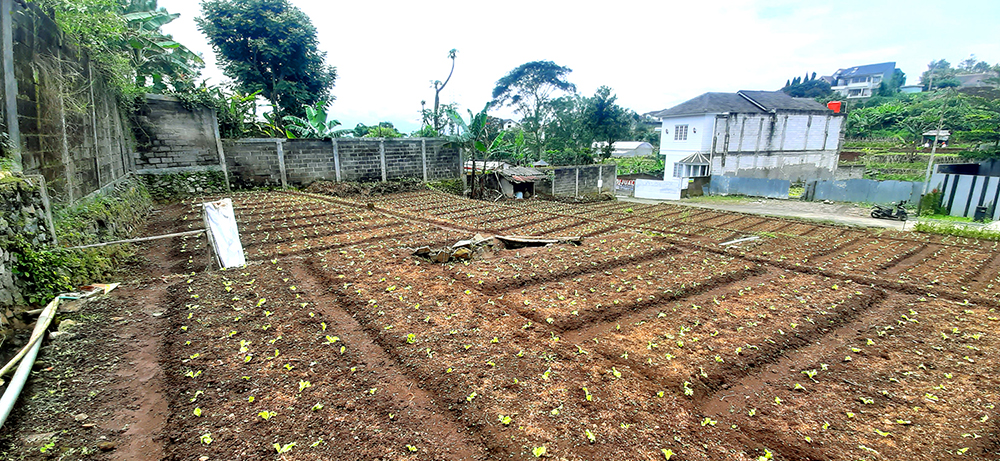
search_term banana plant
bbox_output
[121,1,204,90]
[282,101,341,139]
[447,104,506,198]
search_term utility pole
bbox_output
[918,91,949,216]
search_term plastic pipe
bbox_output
[0,297,59,428]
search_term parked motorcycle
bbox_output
[871,201,908,221]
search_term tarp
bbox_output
[203,198,246,269]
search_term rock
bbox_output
[23,432,56,445]
[49,330,75,340]
[413,246,431,256]
[199,457,210,461]
[452,247,472,260]
[57,319,78,332]
[74,413,88,421]
[452,239,473,249]
[97,441,117,451]
[432,251,450,263]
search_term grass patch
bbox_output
[919,214,975,223]
[684,195,755,204]
[914,222,1000,241]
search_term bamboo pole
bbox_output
[62,229,206,250]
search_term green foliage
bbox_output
[40,0,202,99]
[6,236,74,305]
[543,148,594,166]
[606,155,664,176]
[283,101,341,139]
[169,85,269,138]
[781,77,833,98]
[362,124,403,138]
[919,189,947,216]
[914,222,1000,241]
[197,0,337,122]
[427,179,463,196]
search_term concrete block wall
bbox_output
[0,175,56,309]
[548,165,617,197]
[133,95,222,171]
[225,139,282,187]
[283,139,334,185]
[222,138,461,187]
[711,112,845,182]
[6,0,134,204]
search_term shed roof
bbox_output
[499,166,546,183]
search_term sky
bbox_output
[162,0,1000,134]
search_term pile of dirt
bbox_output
[305,179,427,197]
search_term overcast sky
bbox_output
[162,0,1000,133]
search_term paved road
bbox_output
[619,196,911,230]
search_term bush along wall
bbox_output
[140,171,228,200]
[1,173,154,314]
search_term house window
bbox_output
[674,124,688,141]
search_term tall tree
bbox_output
[583,86,629,160]
[491,61,576,159]
[197,0,336,123]
[123,0,204,91]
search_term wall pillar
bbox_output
[379,140,387,182]
[421,139,428,182]
[0,0,20,171]
[575,167,580,197]
[332,138,341,182]
[211,111,231,191]
[275,139,287,188]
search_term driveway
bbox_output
[619,196,910,230]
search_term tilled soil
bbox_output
[0,189,997,461]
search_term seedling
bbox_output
[585,429,596,443]
[274,442,295,453]
[467,391,477,402]
[259,410,276,420]
[193,407,202,417]
[299,380,312,392]
[532,446,547,457]
[583,387,593,401]
[312,403,324,411]
[200,433,213,444]
[498,414,512,425]
[661,448,674,460]
[406,444,418,452]
[406,333,416,344]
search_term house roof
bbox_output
[649,90,831,119]
[831,62,895,80]
[592,141,654,152]
[678,152,711,165]
[649,93,761,118]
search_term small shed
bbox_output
[677,152,711,178]
[922,130,950,145]
[531,160,550,168]
[497,166,546,198]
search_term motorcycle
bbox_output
[871,200,908,221]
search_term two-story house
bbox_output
[827,62,896,99]
[648,90,845,182]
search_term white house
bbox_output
[648,90,845,182]
[827,62,896,99]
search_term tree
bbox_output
[921,59,956,90]
[491,61,576,159]
[447,105,506,198]
[877,69,906,97]
[583,86,630,160]
[282,101,340,139]
[197,0,337,124]
[430,49,457,132]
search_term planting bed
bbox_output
[5,189,999,461]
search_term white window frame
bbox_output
[674,124,688,141]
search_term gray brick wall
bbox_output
[548,165,616,197]
[222,137,461,186]
[133,95,221,171]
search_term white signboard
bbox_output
[203,198,246,269]
[634,178,684,201]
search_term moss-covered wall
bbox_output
[140,171,228,201]
[0,174,55,308]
